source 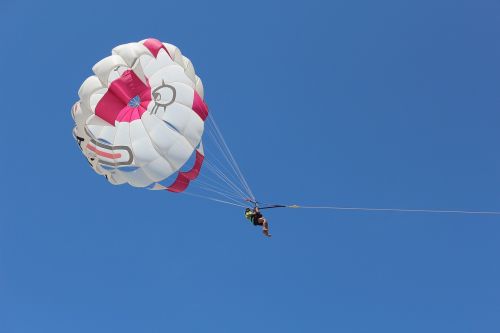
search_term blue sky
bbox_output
[1,0,499,332]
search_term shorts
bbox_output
[252,212,263,226]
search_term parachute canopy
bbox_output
[72,38,209,192]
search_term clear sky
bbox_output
[1,0,499,332]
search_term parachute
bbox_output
[72,38,255,206]
[72,38,500,217]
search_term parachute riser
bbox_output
[244,198,298,210]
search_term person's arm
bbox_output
[254,207,260,213]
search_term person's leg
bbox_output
[259,217,271,237]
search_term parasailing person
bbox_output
[245,206,271,237]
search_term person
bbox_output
[245,207,271,237]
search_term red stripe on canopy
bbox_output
[143,38,172,58]
[192,90,209,121]
[167,150,204,193]
[95,70,151,125]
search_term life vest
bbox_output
[245,210,254,222]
